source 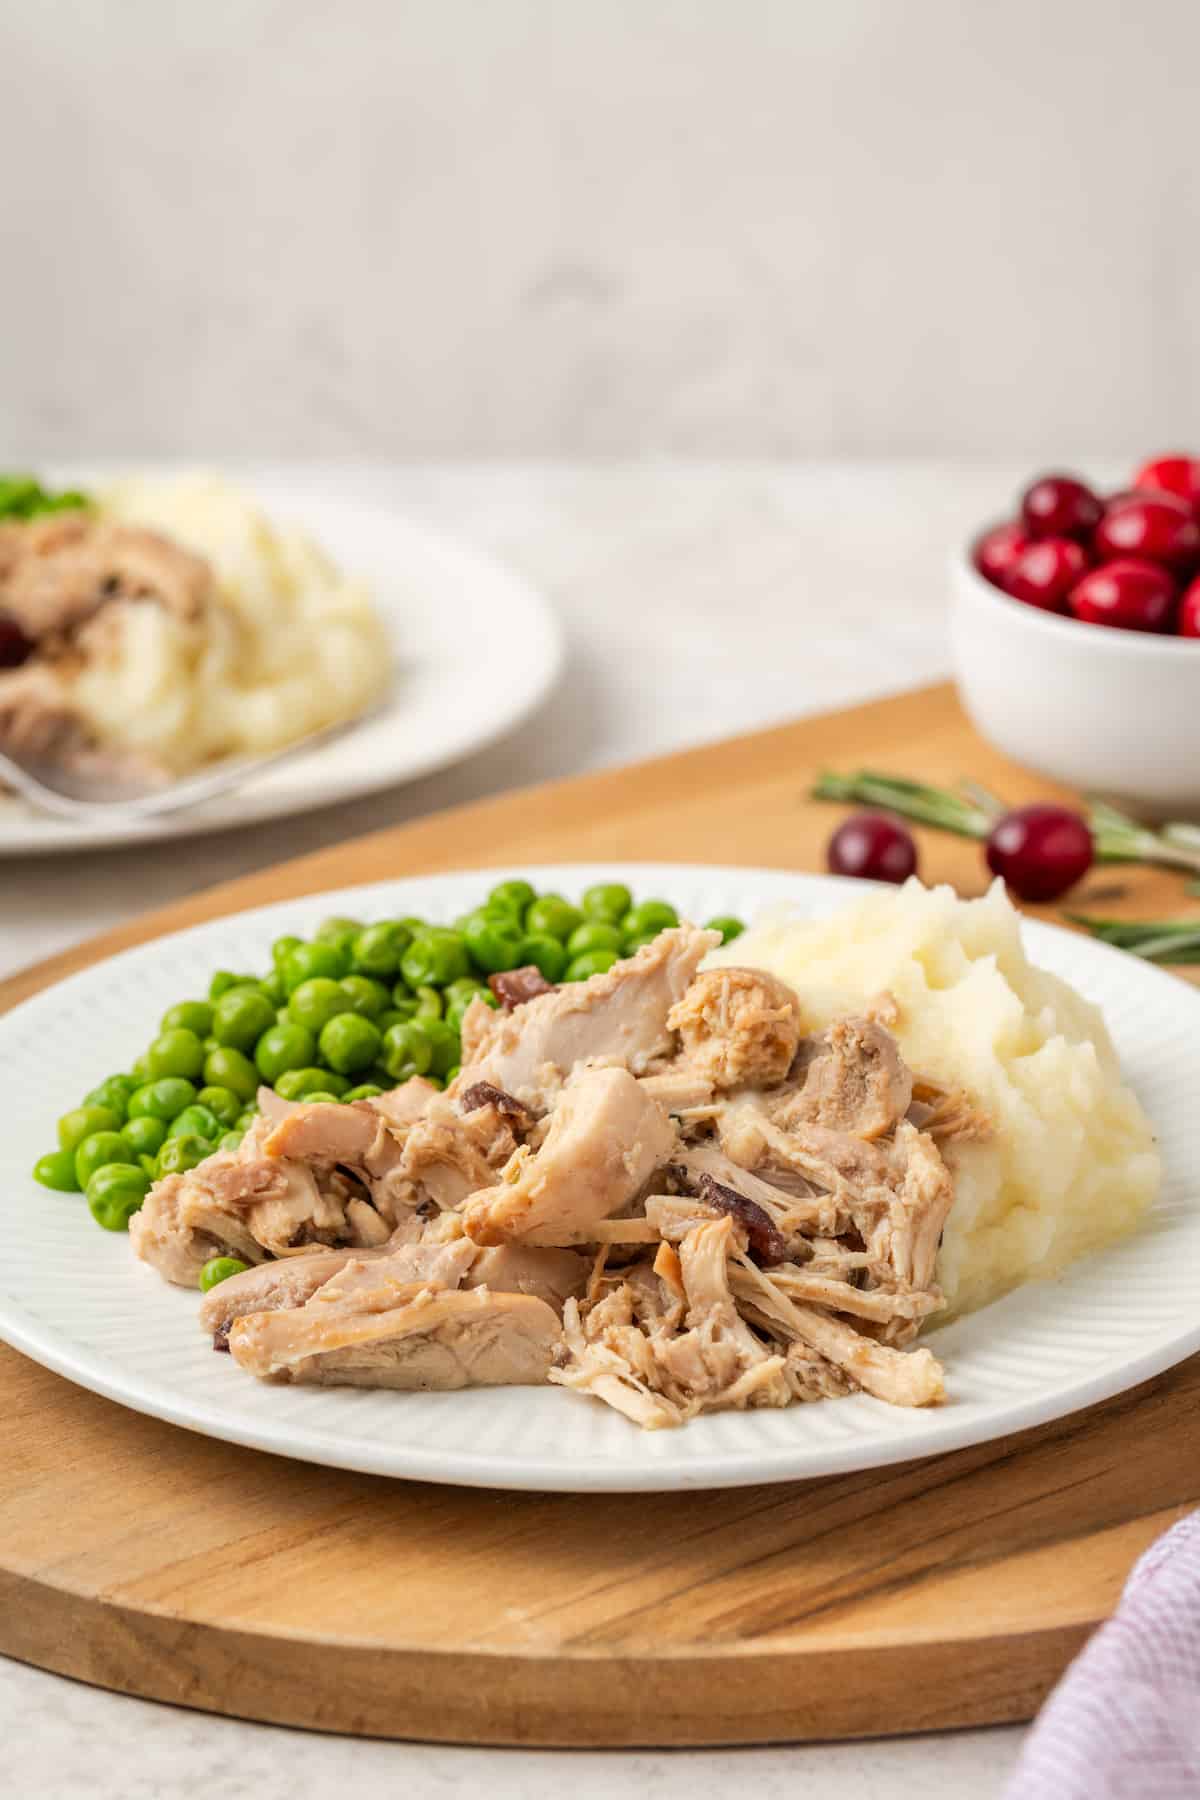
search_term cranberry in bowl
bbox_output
[952,455,1200,817]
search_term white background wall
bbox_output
[2,0,1196,460]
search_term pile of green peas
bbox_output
[32,880,744,1275]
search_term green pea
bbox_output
[202,1046,259,1103]
[314,915,365,954]
[421,1019,461,1078]
[565,920,623,958]
[281,941,349,994]
[319,1012,382,1076]
[130,1053,150,1081]
[414,985,443,1020]
[199,1255,249,1292]
[235,1109,258,1131]
[339,975,390,1018]
[301,1090,343,1106]
[350,920,413,978]
[33,1150,80,1192]
[138,1154,159,1179]
[381,1020,434,1082]
[704,914,746,945]
[519,933,568,983]
[271,934,303,969]
[488,879,537,917]
[255,1021,317,1083]
[564,949,619,982]
[444,1064,461,1086]
[582,883,633,925]
[86,1163,150,1231]
[463,909,526,974]
[74,1131,131,1188]
[274,1067,350,1101]
[259,970,285,1006]
[212,987,277,1052]
[218,1131,245,1154]
[195,1085,242,1126]
[145,1028,206,1082]
[160,1000,214,1038]
[524,894,583,942]
[83,1075,138,1122]
[122,1115,167,1158]
[400,930,470,990]
[287,976,352,1035]
[341,1083,384,1102]
[208,969,259,1000]
[444,976,488,1007]
[156,1134,212,1178]
[127,1077,196,1122]
[167,1104,223,1142]
[622,899,679,941]
[58,1104,122,1154]
[388,985,419,1020]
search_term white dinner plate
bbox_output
[0,480,563,855]
[1,865,1196,1491]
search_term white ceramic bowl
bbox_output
[950,550,1200,817]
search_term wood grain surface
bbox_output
[1,681,1196,1746]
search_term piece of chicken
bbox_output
[131,1117,385,1287]
[453,924,719,1112]
[461,1065,677,1247]
[769,1016,913,1140]
[227,1275,563,1390]
[0,514,213,640]
[665,966,803,1091]
[198,1237,479,1340]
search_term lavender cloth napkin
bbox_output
[1007,1510,1200,1799]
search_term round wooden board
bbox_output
[2,685,1197,1746]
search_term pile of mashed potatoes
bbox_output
[712,878,1160,1319]
[71,473,390,773]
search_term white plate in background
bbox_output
[0,866,1196,1490]
[0,480,563,854]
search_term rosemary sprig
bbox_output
[809,771,996,840]
[811,771,1200,877]
[1063,914,1200,965]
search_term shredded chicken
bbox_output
[133,914,970,1424]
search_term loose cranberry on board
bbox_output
[1094,491,1200,571]
[1020,474,1102,542]
[827,812,918,884]
[1004,537,1089,612]
[1132,454,1200,520]
[1067,559,1177,633]
[985,805,1094,903]
[1178,577,1200,638]
[973,521,1032,589]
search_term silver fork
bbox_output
[0,707,384,823]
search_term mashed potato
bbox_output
[712,879,1159,1318]
[69,474,389,773]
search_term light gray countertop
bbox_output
[2,462,1032,1797]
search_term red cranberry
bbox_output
[1094,491,1200,571]
[985,805,1094,903]
[1067,558,1176,632]
[1020,473,1102,542]
[1132,454,1200,520]
[827,811,918,884]
[0,611,33,670]
[973,521,1032,589]
[1005,537,1089,612]
[1178,577,1200,638]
